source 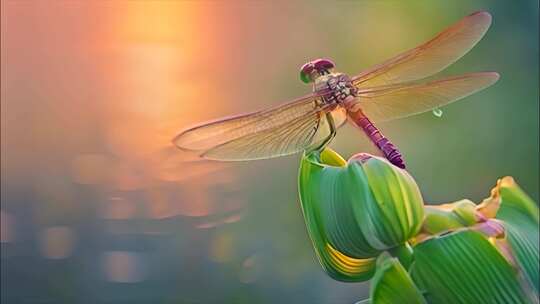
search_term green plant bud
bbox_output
[420,199,480,237]
[298,148,424,281]
[452,200,479,225]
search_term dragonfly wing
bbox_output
[352,11,492,89]
[202,105,344,161]
[173,92,345,161]
[174,93,324,152]
[353,72,499,123]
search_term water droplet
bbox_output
[432,108,443,117]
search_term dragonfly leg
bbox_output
[309,112,336,153]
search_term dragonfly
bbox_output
[173,11,499,169]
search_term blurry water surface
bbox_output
[1,1,538,303]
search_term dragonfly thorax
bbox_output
[314,72,357,104]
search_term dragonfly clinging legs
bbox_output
[173,11,499,169]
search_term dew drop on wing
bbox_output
[432,108,443,118]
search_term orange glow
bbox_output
[116,3,198,45]
[1,2,250,226]
[11,2,248,222]
[71,154,111,185]
[103,2,227,160]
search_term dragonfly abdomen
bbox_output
[349,110,406,169]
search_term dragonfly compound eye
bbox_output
[300,62,316,84]
[313,58,335,71]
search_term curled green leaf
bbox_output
[298,148,424,281]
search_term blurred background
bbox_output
[1,1,538,303]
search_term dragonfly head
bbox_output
[300,58,335,83]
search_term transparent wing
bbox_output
[351,72,499,123]
[352,11,492,89]
[202,106,346,161]
[174,94,323,152]
[173,92,347,161]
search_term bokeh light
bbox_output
[102,251,146,283]
[39,226,76,259]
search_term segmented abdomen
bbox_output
[348,110,406,169]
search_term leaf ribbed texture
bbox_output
[495,177,539,295]
[298,149,376,281]
[410,230,530,304]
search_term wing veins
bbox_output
[352,11,492,88]
[201,105,333,160]
[353,72,499,122]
